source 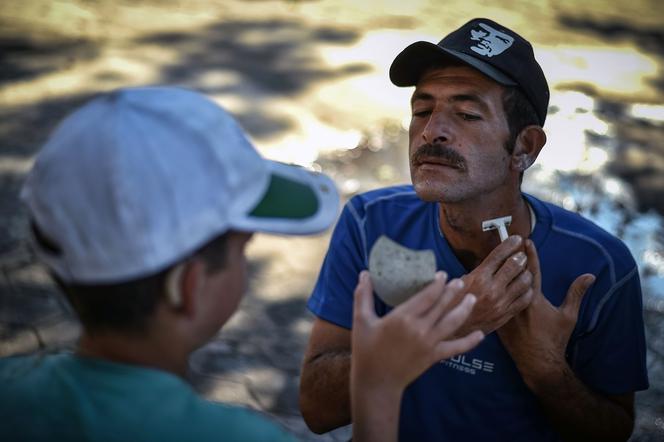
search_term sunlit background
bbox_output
[1,0,663,440]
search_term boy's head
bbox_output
[22,86,339,337]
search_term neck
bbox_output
[439,189,530,270]
[76,322,191,377]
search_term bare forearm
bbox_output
[525,364,633,442]
[352,384,401,442]
[300,350,352,433]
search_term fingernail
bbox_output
[513,252,527,266]
[510,235,523,244]
[466,294,476,305]
[450,278,464,289]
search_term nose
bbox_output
[421,111,451,145]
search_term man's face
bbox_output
[408,65,513,203]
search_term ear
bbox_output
[168,260,206,319]
[510,125,546,172]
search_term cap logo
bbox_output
[469,23,514,58]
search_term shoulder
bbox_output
[532,195,637,282]
[0,354,67,429]
[186,401,296,442]
[0,354,59,385]
[331,185,433,263]
[346,185,422,219]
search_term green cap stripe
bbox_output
[249,174,318,219]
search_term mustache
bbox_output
[411,143,466,169]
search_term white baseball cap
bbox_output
[21,86,340,284]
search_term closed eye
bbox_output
[458,113,481,121]
[412,109,432,118]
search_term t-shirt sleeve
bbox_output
[570,267,649,395]
[307,200,367,330]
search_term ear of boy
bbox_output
[165,259,207,320]
[161,258,221,351]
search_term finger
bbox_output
[432,293,477,339]
[398,271,447,317]
[561,273,595,319]
[353,271,376,326]
[493,251,528,288]
[504,269,533,303]
[423,277,465,325]
[524,239,542,292]
[506,287,534,317]
[433,330,485,361]
[477,235,524,274]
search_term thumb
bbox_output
[353,271,376,326]
[561,273,595,318]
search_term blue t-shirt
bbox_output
[308,185,649,442]
[0,353,296,442]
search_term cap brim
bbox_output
[230,160,340,235]
[389,41,517,87]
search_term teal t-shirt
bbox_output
[0,353,296,442]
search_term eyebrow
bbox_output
[449,93,489,110]
[411,91,490,111]
[411,91,434,106]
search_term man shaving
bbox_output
[300,18,648,441]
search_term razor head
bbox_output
[481,216,513,231]
[481,215,513,242]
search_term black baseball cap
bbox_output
[390,18,549,125]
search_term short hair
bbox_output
[32,222,230,335]
[501,86,540,154]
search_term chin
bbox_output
[411,169,458,201]
[413,182,446,202]
[413,181,474,204]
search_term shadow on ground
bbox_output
[0,18,100,87]
[187,256,313,416]
[558,14,664,68]
[132,18,369,138]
